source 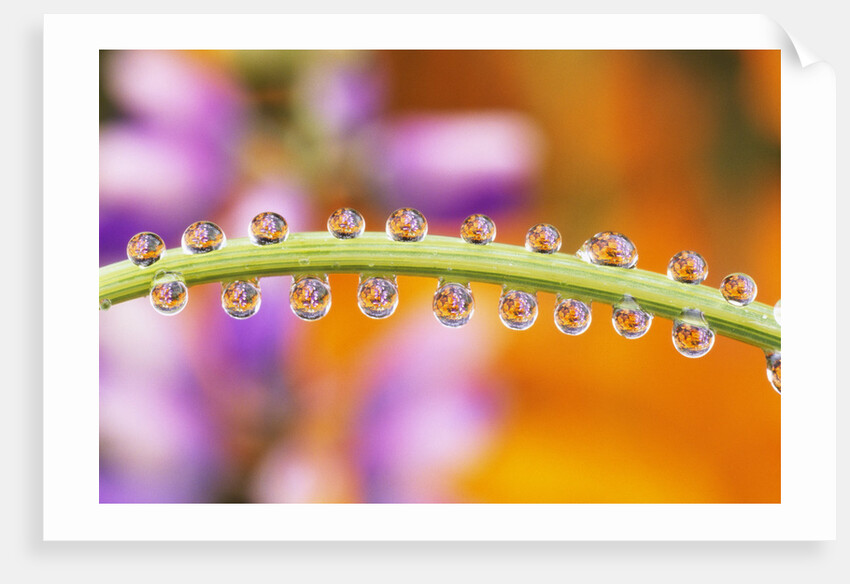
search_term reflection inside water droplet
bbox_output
[433,282,474,327]
[221,279,262,319]
[149,271,188,316]
[611,295,652,339]
[578,231,638,268]
[671,309,715,358]
[358,276,399,319]
[554,296,591,335]
[499,289,538,330]
[289,275,331,321]
[766,351,781,394]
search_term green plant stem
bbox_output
[99,232,780,351]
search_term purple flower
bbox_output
[99,300,223,503]
[105,50,245,143]
[369,113,543,219]
[299,58,385,137]
[355,311,505,502]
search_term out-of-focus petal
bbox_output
[105,50,245,142]
[369,113,543,218]
[355,310,505,502]
[298,57,385,137]
[99,299,223,503]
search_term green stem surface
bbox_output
[99,232,780,351]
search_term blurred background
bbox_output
[99,50,780,503]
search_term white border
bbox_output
[44,13,836,540]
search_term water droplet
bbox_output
[433,282,474,328]
[328,207,365,239]
[386,208,427,242]
[298,258,310,266]
[357,276,399,319]
[554,296,591,335]
[182,221,226,254]
[126,232,165,267]
[720,273,757,306]
[221,280,261,319]
[578,231,638,268]
[671,309,715,358]
[766,351,781,394]
[460,214,496,245]
[249,212,288,245]
[612,295,652,339]
[99,298,112,311]
[289,275,331,321]
[149,271,188,316]
[525,223,561,254]
[667,250,708,284]
[499,289,538,330]
[774,299,781,326]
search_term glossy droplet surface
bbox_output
[149,272,188,316]
[766,352,781,394]
[720,273,758,306]
[99,298,112,311]
[774,300,781,325]
[578,231,638,268]
[289,276,331,321]
[460,214,496,245]
[525,223,561,254]
[499,290,538,330]
[250,212,288,245]
[127,232,165,267]
[386,208,427,242]
[221,280,261,319]
[554,297,591,335]
[667,250,708,284]
[433,283,474,328]
[612,296,652,339]
[327,207,365,239]
[182,221,225,254]
[671,309,715,358]
[358,277,399,319]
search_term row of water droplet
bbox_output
[120,207,780,394]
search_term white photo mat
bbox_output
[43,13,836,540]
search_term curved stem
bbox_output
[99,232,780,351]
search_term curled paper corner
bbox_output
[765,15,826,69]
[786,33,822,69]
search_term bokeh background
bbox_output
[98,50,780,503]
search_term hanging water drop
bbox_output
[328,207,365,239]
[357,276,399,319]
[554,296,591,335]
[149,271,188,316]
[289,275,331,321]
[612,295,652,339]
[578,231,638,268]
[99,298,112,311]
[499,289,538,330]
[774,300,781,326]
[667,250,708,284]
[671,309,715,358]
[525,223,561,254]
[460,214,496,245]
[221,279,261,319]
[126,232,165,267]
[432,282,475,328]
[182,221,226,254]
[386,208,428,242]
[766,352,781,394]
[720,273,758,306]
[249,212,288,245]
